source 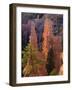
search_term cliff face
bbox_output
[34,18,44,50]
[52,36,62,73]
[22,20,31,49]
[30,21,38,49]
[29,20,48,76]
[22,13,63,76]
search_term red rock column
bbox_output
[42,15,53,60]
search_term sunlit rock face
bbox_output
[42,15,53,59]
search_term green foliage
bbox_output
[22,43,44,76]
[49,69,57,75]
[22,43,31,66]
